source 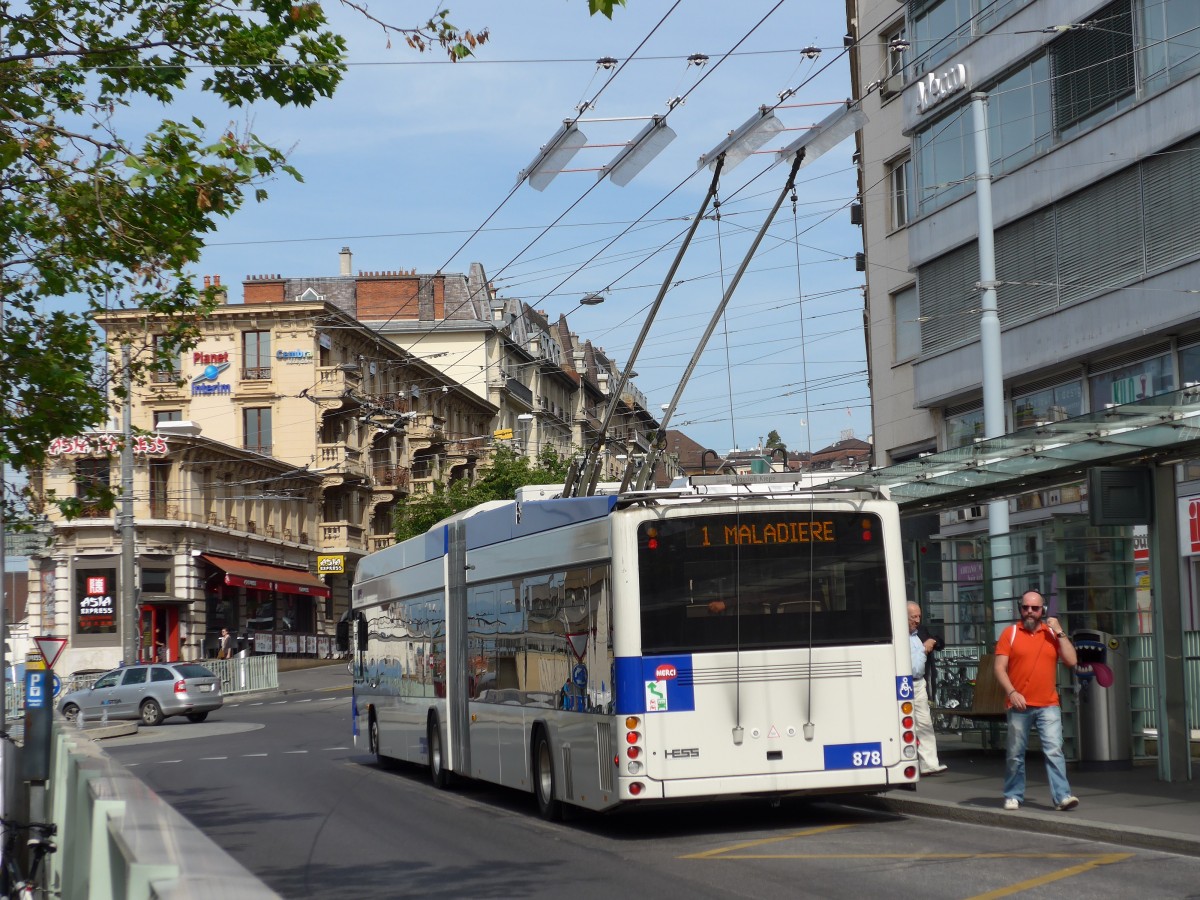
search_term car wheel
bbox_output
[140,699,165,726]
[533,729,562,821]
[428,716,451,789]
[186,712,209,723]
[61,703,80,724]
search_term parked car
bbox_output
[57,662,223,726]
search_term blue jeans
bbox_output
[1004,705,1073,805]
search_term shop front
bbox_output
[201,554,332,658]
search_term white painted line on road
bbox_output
[157,760,183,765]
[284,750,308,754]
[296,698,313,703]
[270,701,288,705]
[323,747,349,751]
[199,756,229,760]
[250,702,264,706]
[243,753,269,757]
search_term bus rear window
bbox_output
[637,511,892,653]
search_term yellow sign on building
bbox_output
[317,555,345,575]
[493,428,514,441]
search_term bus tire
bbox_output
[532,728,562,821]
[369,712,396,769]
[428,715,451,789]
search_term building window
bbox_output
[893,285,921,361]
[1180,343,1200,385]
[1089,353,1174,409]
[1012,380,1083,429]
[243,407,272,455]
[887,154,912,229]
[945,407,985,449]
[910,0,974,77]
[1050,0,1135,137]
[153,409,182,426]
[915,105,973,215]
[149,459,171,518]
[881,22,908,99]
[989,56,1052,173]
[151,334,182,384]
[1140,0,1200,93]
[243,330,272,380]
[75,457,111,517]
[142,568,171,594]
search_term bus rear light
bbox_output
[625,716,640,729]
[625,731,640,745]
[902,716,914,728]
[628,782,644,796]
[904,765,917,779]
[613,755,620,767]
[903,745,917,759]
[627,746,641,759]
[627,761,643,775]
[903,730,915,743]
[901,701,913,714]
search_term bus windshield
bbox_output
[637,510,892,653]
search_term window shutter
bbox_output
[918,241,979,355]
[1051,1,1134,132]
[1055,167,1142,307]
[1143,135,1200,272]
[995,208,1057,324]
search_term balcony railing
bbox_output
[372,465,411,489]
[370,533,397,551]
[313,365,362,400]
[242,366,272,380]
[318,444,366,477]
[320,521,366,551]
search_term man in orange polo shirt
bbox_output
[994,590,1079,811]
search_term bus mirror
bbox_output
[357,612,369,651]
[335,620,350,652]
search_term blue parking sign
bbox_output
[24,670,50,710]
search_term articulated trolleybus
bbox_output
[348,473,918,818]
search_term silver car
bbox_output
[58,662,223,726]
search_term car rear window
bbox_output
[174,664,215,679]
[151,667,174,682]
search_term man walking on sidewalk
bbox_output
[908,602,946,776]
[994,590,1079,811]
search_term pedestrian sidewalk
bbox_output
[858,742,1200,858]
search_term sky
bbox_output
[186,0,870,458]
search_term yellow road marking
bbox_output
[680,824,857,859]
[965,852,1133,900]
[703,852,1123,860]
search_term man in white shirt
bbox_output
[908,601,947,776]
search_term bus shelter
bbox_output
[834,386,1200,783]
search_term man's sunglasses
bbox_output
[1020,604,1044,612]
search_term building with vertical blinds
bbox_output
[847,0,1200,771]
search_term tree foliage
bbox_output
[0,0,487,520]
[393,445,571,542]
[765,429,787,453]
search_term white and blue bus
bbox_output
[346,474,918,818]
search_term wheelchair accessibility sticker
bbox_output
[896,675,913,701]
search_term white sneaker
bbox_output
[920,764,948,776]
[1056,795,1079,811]
[1003,797,1020,810]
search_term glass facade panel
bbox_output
[911,0,974,75]
[1012,380,1083,429]
[1140,0,1200,93]
[916,105,973,214]
[1089,354,1174,409]
[894,285,921,361]
[946,407,985,448]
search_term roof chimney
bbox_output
[339,246,352,276]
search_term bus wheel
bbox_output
[429,717,451,789]
[533,730,562,821]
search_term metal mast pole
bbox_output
[120,344,137,664]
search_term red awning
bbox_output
[201,554,331,599]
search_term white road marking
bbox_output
[157,760,183,764]
[199,756,229,760]
[284,750,308,754]
[243,753,269,757]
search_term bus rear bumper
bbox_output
[622,766,912,801]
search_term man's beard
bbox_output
[1022,613,1039,631]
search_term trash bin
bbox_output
[1072,629,1132,770]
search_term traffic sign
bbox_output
[33,636,67,670]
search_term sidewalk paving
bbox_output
[855,743,1200,858]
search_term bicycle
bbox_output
[1,819,57,899]
[933,655,979,732]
